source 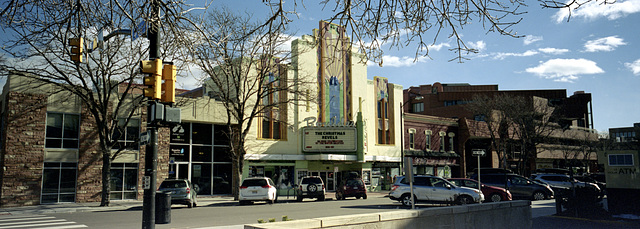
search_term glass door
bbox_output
[168,163,189,180]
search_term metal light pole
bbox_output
[142,0,160,228]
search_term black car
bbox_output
[471,173,554,201]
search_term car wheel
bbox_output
[401,194,414,207]
[335,192,342,200]
[187,202,193,208]
[356,195,361,199]
[489,193,502,202]
[532,191,545,201]
[457,195,473,205]
[308,184,318,193]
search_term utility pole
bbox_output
[142,0,160,228]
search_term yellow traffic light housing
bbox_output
[161,64,176,103]
[140,59,162,100]
[69,38,84,62]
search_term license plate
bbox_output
[252,191,258,194]
[353,187,358,189]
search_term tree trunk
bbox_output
[100,150,112,207]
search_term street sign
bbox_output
[132,20,147,41]
[140,131,149,145]
[472,149,486,157]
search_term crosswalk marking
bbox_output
[0,215,87,229]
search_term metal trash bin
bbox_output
[155,191,171,224]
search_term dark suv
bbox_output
[335,178,367,200]
[471,173,554,201]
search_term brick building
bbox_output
[403,82,598,176]
[0,73,230,207]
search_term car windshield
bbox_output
[346,179,364,186]
[242,179,267,187]
[302,178,323,184]
[160,180,187,188]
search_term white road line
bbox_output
[0,215,87,229]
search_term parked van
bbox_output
[470,173,554,201]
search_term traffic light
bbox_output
[140,59,162,100]
[161,64,176,103]
[69,38,83,62]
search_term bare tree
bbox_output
[0,0,201,206]
[184,8,312,199]
[466,94,521,169]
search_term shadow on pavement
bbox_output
[533,215,640,229]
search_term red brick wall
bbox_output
[1,92,47,207]
[75,105,103,203]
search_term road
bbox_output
[2,196,559,229]
[50,195,407,228]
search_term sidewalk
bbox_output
[0,191,389,215]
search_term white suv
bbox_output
[297,176,326,201]
[531,174,601,193]
[389,175,484,206]
[239,177,277,205]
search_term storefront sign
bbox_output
[302,127,357,152]
[413,158,458,165]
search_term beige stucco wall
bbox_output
[243,34,403,162]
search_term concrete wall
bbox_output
[244,201,531,229]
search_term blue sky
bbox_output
[3,0,639,133]
[208,0,640,133]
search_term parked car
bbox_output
[158,179,199,208]
[335,177,367,200]
[239,177,277,205]
[297,176,326,201]
[471,173,554,201]
[575,174,606,191]
[471,168,513,174]
[389,175,484,206]
[534,168,571,175]
[530,173,601,194]
[447,178,512,202]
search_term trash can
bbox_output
[155,191,171,224]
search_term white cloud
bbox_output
[468,40,486,52]
[525,58,604,82]
[524,35,543,45]
[492,50,539,60]
[369,55,427,67]
[584,36,626,52]
[429,42,451,51]
[538,48,570,55]
[554,0,640,23]
[625,59,640,75]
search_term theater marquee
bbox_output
[302,127,357,152]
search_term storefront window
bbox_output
[110,163,138,200]
[192,146,212,162]
[42,162,77,203]
[192,123,212,145]
[169,145,190,162]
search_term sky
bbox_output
[2,0,639,133]
[205,0,640,133]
